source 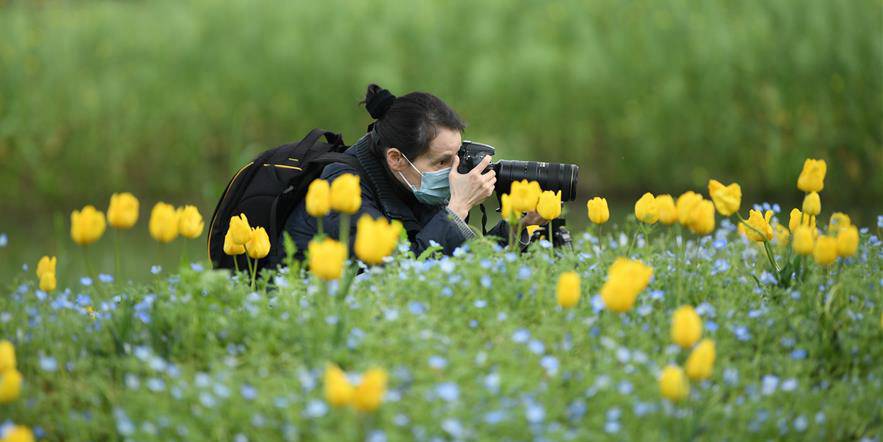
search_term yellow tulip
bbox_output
[107,192,140,229]
[536,190,562,220]
[355,215,401,265]
[353,368,388,412]
[707,179,742,216]
[836,225,858,258]
[802,192,821,216]
[812,235,838,266]
[600,258,653,313]
[246,227,271,259]
[0,369,22,403]
[308,238,347,281]
[788,208,803,232]
[828,212,851,235]
[510,180,541,213]
[659,365,689,402]
[0,340,15,372]
[743,209,773,242]
[39,272,56,292]
[586,197,610,224]
[501,193,522,222]
[177,205,204,239]
[36,256,56,279]
[306,179,331,217]
[70,205,106,245]
[556,271,580,308]
[228,213,252,245]
[671,305,702,348]
[797,158,826,193]
[148,202,179,243]
[330,173,362,214]
[686,199,715,235]
[1,426,34,442]
[323,364,354,407]
[676,191,703,225]
[634,192,659,224]
[772,223,790,247]
[685,339,716,381]
[223,230,246,256]
[655,194,677,225]
[792,226,815,255]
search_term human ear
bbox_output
[386,148,407,172]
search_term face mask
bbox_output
[397,153,451,205]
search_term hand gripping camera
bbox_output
[457,141,579,248]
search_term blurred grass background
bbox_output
[0,0,881,276]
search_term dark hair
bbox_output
[360,83,466,160]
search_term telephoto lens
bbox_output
[457,141,580,201]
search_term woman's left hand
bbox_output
[521,211,547,226]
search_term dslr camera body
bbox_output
[456,140,580,248]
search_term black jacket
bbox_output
[281,133,520,258]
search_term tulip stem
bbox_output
[317,217,324,236]
[251,258,259,290]
[233,255,240,274]
[113,229,121,280]
[339,214,351,257]
[548,222,554,250]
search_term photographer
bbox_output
[282,84,547,256]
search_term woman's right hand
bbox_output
[447,155,496,220]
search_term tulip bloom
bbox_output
[656,194,678,225]
[308,238,347,281]
[306,179,331,217]
[671,305,702,348]
[324,364,354,407]
[586,197,609,224]
[676,191,703,225]
[0,369,22,403]
[556,271,580,308]
[246,227,271,259]
[685,339,716,381]
[1,426,34,442]
[39,272,56,292]
[353,368,388,412]
[812,235,838,266]
[223,230,246,256]
[802,192,821,216]
[36,256,56,279]
[707,179,742,216]
[228,214,252,245]
[792,226,815,255]
[70,205,106,245]
[148,202,179,243]
[659,365,689,402]
[828,212,851,235]
[501,193,522,222]
[0,341,15,372]
[835,225,858,258]
[330,173,362,214]
[107,192,140,229]
[355,215,401,265]
[510,180,541,213]
[634,192,659,224]
[788,208,802,232]
[772,224,790,247]
[536,190,562,220]
[687,199,715,235]
[177,205,204,239]
[600,258,653,313]
[797,158,826,193]
[743,209,773,242]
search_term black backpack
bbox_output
[207,128,361,271]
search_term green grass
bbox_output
[1,214,881,440]
[1,0,881,214]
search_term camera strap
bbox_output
[479,203,488,236]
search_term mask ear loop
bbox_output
[395,150,422,191]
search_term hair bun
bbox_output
[366,86,396,119]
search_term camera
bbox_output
[456,140,580,201]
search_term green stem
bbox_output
[233,255,240,274]
[339,213,351,257]
[251,258,259,290]
[317,217,324,236]
[113,229,121,279]
[548,222,554,249]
